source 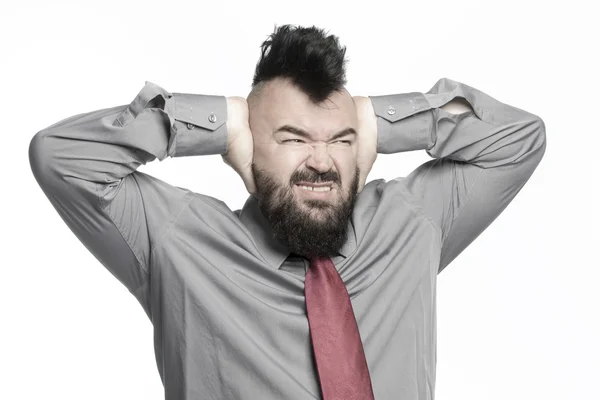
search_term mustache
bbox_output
[292,175,339,185]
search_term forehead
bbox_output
[257,78,356,135]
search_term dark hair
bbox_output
[251,24,348,103]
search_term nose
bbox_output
[304,142,333,173]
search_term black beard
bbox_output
[251,163,360,258]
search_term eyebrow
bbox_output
[273,125,357,141]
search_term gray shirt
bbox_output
[28,77,546,400]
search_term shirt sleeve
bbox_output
[369,77,546,274]
[28,81,228,316]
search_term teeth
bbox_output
[298,185,331,192]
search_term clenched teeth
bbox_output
[297,185,332,192]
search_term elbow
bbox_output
[28,129,56,187]
[534,116,547,155]
[527,117,547,165]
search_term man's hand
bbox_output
[222,97,257,195]
[353,96,378,194]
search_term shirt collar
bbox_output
[238,194,357,269]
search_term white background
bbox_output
[2,0,598,399]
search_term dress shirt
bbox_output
[28,77,546,400]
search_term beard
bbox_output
[251,162,360,259]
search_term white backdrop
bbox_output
[2,0,598,399]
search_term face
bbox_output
[248,77,360,258]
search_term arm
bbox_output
[439,96,473,114]
[28,82,228,315]
[368,77,546,274]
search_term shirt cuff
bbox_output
[166,92,228,157]
[368,92,434,154]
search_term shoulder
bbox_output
[356,177,438,229]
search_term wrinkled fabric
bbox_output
[29,78,546,399]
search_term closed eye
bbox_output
[282,139,351,144]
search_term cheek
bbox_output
[337,154,357,176]
[269,148,307,172]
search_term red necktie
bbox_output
[304,256,375,400]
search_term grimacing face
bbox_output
[247,77,361,259]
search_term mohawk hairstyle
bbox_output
[250,24,348,104]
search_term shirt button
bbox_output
[187,123,195,130]
[208,113,217,123]
[387,106,396,115]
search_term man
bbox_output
[29,24,546,400]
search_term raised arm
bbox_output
[368,77,546,273]
[28,82,229,315]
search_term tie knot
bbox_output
[308,256,330,264]
[308,256,336,274]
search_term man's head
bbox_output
[247,24,360,259]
